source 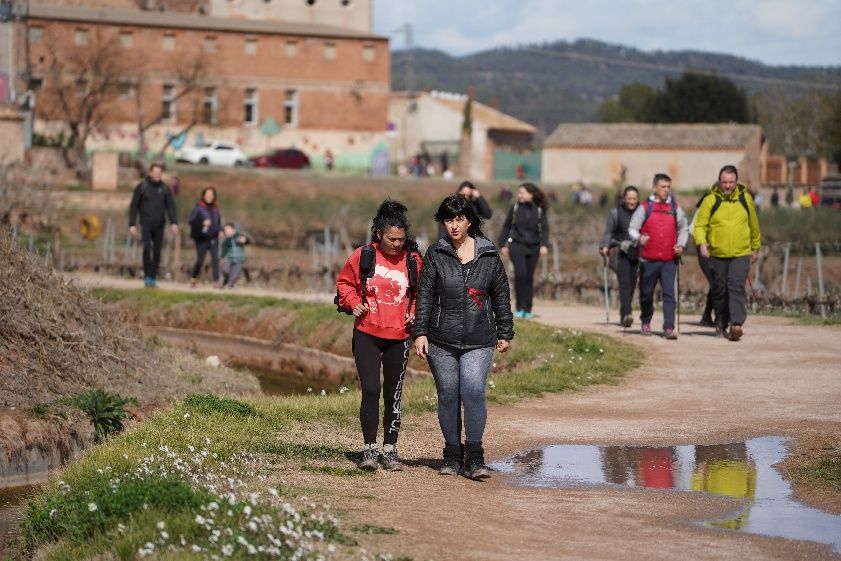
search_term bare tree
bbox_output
[132,54,212,170]
[41,29,139,179]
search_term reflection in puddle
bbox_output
[492,436,841,553]
[231,364,346,396]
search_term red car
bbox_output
[249,148,310,169]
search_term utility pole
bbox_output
[392,23,414,98]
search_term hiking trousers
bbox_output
[615,252,639,320]
[192,238,220,282]
[639,259,677,330]
[141,225,165,280]
[222,260,244,288]
[709,255,750,327]
[352,329,409,445]
[697,252,715,320]
[508,242,540,313]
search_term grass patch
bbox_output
[353,524,399,535]
[761,309,841,326]
[24,289,642,559]
[797,447,841,489]
[301,466,372,478]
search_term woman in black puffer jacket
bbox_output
[413,195,514,480]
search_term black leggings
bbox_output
[191,238,220,281]
[352,329,409,445]
[508,243,540,312]
[615,253,639,319]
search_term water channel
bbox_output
[491,436,841,554]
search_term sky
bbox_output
[372,0,841,67]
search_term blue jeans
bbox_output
[638,259,677,330]
[427,343,494,445]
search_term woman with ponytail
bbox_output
[336,200,422,471]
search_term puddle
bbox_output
[491,436,841,553]
[231,363,345,396]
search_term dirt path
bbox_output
[73,274,841,560]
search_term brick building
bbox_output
[22,1,389,168]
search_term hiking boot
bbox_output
[640,323,651,336]
[663,328,678,340]
[622,315,633,328]
[729,324,743,342]
[190,278,198,289]
[358,445,379,471]
[380,445,403,472]
[462,442,491,480]
[439,443,462,476]
[699,315,716,328]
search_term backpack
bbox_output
[641,197,678,225]
[334,245,419,315]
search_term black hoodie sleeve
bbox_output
[473,196,493,219]
[497,205,514,248]
[490,252,514,340]
[539,207,549,247]
[411,247,437,340]
[128,182,143,227]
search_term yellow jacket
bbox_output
[693,183,761,258]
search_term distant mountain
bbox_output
[391,39,841,138]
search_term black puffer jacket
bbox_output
[412,236,514,350]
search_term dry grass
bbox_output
[0,229,260,410]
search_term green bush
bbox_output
[72,389,132,443]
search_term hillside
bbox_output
[392,38,841,138]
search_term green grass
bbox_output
[797,447,841,489]
[760,309,841,326]
[353,524,399,535]
[22,290,642,560]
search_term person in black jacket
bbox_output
[436,181,493,240]
[413,195,514,480]
[498,182,549,318]
[128,163,179,288]
[598,186,640,327]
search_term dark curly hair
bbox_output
[519,182,548,209]
[434,194,484,239]
[370,199,419,253]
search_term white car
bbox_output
[176,140,248,167]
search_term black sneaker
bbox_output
[380,446,403,471]
[699,315,716,328]
[358,446,379,471]
[622,315,633,328]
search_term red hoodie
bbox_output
[336,243,421,340]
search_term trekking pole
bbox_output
[676,257,681,334]
[602,254,610,325]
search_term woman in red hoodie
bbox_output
[336,200,422,472]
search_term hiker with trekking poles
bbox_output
[628,173,689,339]
[599,186,641,328]
[413,194,514,480]
[335,200,422,471]
[498,182,550,319]
[693,165,762,341]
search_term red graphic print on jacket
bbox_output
[640,200,677,261]
[336,243,421,340]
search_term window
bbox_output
[243,88,258,125]
[244,38,258,55]
[203,36,217,53]
[283,89,298,126]
[202,87,217,124]
[120,31,133,49]
[74,28,88,46]
[284,40,298,58]
[119,82,135,99]
[362,44,375,62]
[162,33,175,51]
[323,41,336,60]
[162,84,176,122]
[29,27,43,43]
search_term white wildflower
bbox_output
[87,502,97,512]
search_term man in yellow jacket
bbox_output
[693,165,761,341]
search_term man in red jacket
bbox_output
[628,173,690,339]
